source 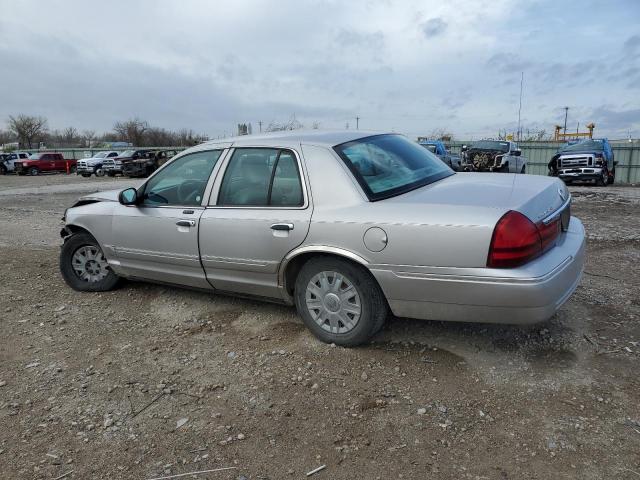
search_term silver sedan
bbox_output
[60,131,585,346]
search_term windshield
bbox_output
[93,152,108,158]
[118,150,135,157]
[29,153,44,160]
[420,144,438,153]
[334,134,453,201]
[470,141,510,152]
[559,139,604,153]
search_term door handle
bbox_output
[270,223,294,231]
[176,220,196,227]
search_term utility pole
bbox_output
[258,121,262,133]
[563,107,569,135]
[517,72,523,142]
[356,116,360,130]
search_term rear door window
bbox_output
[217,148,303,207]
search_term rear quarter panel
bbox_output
[300,144,500,269]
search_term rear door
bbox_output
[199,147,312,298]
[40,154,55,172]
[110,149,225,288]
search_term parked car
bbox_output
[461,140,527,173]
[102,149,151,176]
[122,149,179,178]
[418,140,461,171]
[15,152,76,175]
[1,151,31,174]
[60,131,584,346]
[548,138,615,186]
[76,151,120,177]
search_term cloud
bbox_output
[420,17,447,38]
[0,0,637,139]
[624,34,640,50]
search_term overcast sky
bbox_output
[1,0,639,139]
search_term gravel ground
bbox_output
[0,174,639,479]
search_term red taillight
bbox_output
[487,210,561,268]
[537,216,561,253]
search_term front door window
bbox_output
[141,150,222,206]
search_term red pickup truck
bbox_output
[15,153,77,175]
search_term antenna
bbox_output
[517,72,523,141]
[563,107,569,135]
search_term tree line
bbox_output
[0,115,209,149]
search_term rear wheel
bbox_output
[60,232,121,292]
[0,164,7,175]
[294,257,388,346]
[28,166,40,176]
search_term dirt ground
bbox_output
[1,174,639,480]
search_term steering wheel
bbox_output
[177,180,204,205]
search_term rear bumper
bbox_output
[372,217,585,325]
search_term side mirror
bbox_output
[614,160,619,166]
[119,187,138,205]
[512,150,522,157]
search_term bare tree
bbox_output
[428,128,454,141]
[7,114,48,148]
[265,115,304,132]
[63,127,79,146]
[82,129,96,147]
[0,129,14,146]
[113,118,149,146]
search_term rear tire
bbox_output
[294,257,388,346]
[60,232,121,292]
[0,165,7,175]
[28,166,40,176]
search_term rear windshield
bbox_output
[559,140,604,153]
[334,134,453,201]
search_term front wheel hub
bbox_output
[71,245,109,283]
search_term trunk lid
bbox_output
[385,172,569,224]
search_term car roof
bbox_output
[200,129,388,149]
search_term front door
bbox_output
[199,147,312,298]
[110,149,224,288]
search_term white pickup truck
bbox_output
[1,152,31,174]
[461,140,527,173]
[76,151,120,177]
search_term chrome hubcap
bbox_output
[305,271,361,334]
[72,245,109,283]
